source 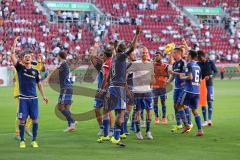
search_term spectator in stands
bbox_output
[232,52,239,63]
[73,12,79,22]
[113,3,120,10]
[226,52,232,62]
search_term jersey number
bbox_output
[194,70,200,82]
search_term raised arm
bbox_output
[126,26,141,54]
[10,36,20,66]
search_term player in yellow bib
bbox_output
[14,53,44,140]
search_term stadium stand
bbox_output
[0,0,239,66]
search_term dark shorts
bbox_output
[178,91,199,110]
[134,92,153,111]
[94,91,106,109]
[58,88,73,105]
[152,88,167,101]
[173,88,184,104]
[109,86,126,110]
[18,98,38,120]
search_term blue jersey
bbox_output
[110,52,129,86]
[58,61,73,89]
[15,62,40,98]
[184,61,201,94]
[172,59,185,89]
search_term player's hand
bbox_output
[43,96,48,104]
[14,36,20,46]
[136,26,141,35]
[205,76,210,80]
[169,70,174,75]
[179,73,185,79]
[106,91,110,99]
[96,90,103,97]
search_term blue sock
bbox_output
[123,112,129,133]
[208,101,213,120]
[135,121,140,132]
[179,109,187,125]
[61,109,75,124]
[103,118,109,137]
[162,105,166,118]
[32,122,38,141]
[153,104,159,117]
[175,109,181,126]
[202,106,207,121]
[195,114,202,130]
[146,119,151,132]
[19,123,25,141]
[114,124,121,140]
[184,107,191,125]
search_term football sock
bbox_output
[208,101,213,120]
[32,122,38,141]
[19,123,25,141]
[114,123,121,140]
[103,117,109,137]
[123,112,129,133]
[146,119,151,132]
[153,104,159,117]
[179,109,187,125]
[184,107,191,125]
[162,105,166,118]
[195,114,202,130]
[202,106,207,121]
[175,108,181,126]
[135,121,140,133]
[61,109,75,125]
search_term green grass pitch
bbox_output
[0,80,239,160]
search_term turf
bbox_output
[0,80,239,160]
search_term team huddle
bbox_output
[11,27,217,148]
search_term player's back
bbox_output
[184,61,201,94]
[110,52,128,86]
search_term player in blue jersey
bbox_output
[178,50,204,136]
[197,50,217,126]
[45,51,76,132]
[11,37,48,148]
[106,27,140,146]
[168,48,192,132]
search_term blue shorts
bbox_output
[18,98,38,120]
[173,88,184,104]
[178,91,199,110]
[152,88,167,101]
[58,88,73,105]
[94,91,106,109]
[134,92,153,111]
[109,86,126,110]
[207,86,214,102]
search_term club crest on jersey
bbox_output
[178,63,181,67]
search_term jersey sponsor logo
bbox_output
[32,71,36,75]
[23,73,35,79]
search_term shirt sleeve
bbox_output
[186,63,192,76]
[15,61,23,72]
[210,60,218,77]
[36,70,40,83]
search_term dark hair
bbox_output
[197,50,205,58]
[174,47,183,53]
[117,42,127,53]
[103,48,112,58]
[58,51,67,60]
[155,51,163,57]
[188,50,198,59]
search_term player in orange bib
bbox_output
[152,51,169,125]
